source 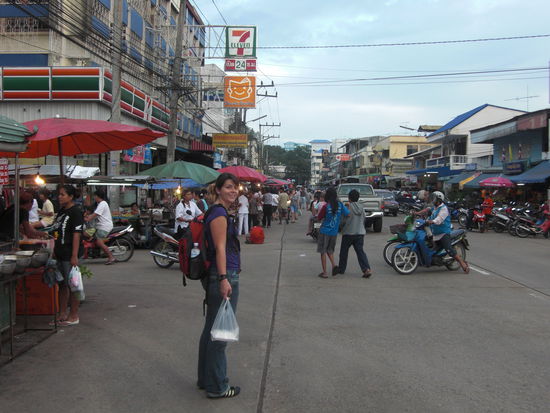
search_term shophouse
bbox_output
[0,0,210,176]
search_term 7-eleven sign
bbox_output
[226,26,257,58]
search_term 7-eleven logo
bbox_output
[226,26,256,58]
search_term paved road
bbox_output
[1,214,549,412]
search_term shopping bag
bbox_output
[211,298,239,342]
[68,266,84,292]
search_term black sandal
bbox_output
[208,386,241,398]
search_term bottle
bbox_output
[191,242,200,259]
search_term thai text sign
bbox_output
[225,26,257,58]
[335,154,351,161]
[213,134,248,148]
[225,59,257,72]
[224,76,256,108]
[0,158,8,185]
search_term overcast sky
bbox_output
[196,0,550,144]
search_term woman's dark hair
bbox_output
[314,191,321,201]
[131,202,138,208]
[215,173,239,191]
[94,189,105,200]
[348,189,360,203]
[324,187,338,212]
[61,184,80,200]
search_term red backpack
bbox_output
[178,205,226,286]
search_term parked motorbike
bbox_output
[150,225,180,268]
[391,218,469,275]
[459,205,487,232]
[81,225,135,262]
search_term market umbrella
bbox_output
[479,176,515,188]
[134,178,202,190]
[217,165,267,183]
[138,160,219,185]
[265,178,289,186]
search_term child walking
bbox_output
[334,189,372,278]
[316,187,349,278]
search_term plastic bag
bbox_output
[69,266,84,292]
[211,298,239,342]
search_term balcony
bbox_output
[426,155,468,170]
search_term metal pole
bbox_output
[58,137,64,185]
[167,0,187,164]
[14,154,20,248]
[109,0,123,210]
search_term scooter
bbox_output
[150,225,180,268]
[383,215,415,266]
[391,219,469,275]
[81,225,135,262]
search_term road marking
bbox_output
[299,254,306,257]
[470,265,491,275]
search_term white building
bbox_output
[200,64,231,135]
[309,139,332,186]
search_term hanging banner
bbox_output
[123,144,152,164]
[225,26,257,58]
[0,158,8,185]
[213,134,248,148]
[223,76,256,108]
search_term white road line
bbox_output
[470,265,491,275]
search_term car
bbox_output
[337,183,384,232]
[375,189,399,216]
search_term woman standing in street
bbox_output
[54,185,84,326]
[198,173,241,398]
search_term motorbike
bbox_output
[459,205,487,232]
[383,215,415,265]
[488,209,512,233]
[150,225,180,268]
[81,225,135,262]
[390,218,469,275]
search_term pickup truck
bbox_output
[337,183,384,232]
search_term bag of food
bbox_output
[211,298,239,342]
[69,266,84,292]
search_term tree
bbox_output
[265,145,311,185]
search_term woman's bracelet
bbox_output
[218,274,227,282]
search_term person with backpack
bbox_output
[316,187,349,278]
[197,172,241,399]
[333,189,372,278]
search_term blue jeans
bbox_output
[338,234,370,273]
[197,268,239,396]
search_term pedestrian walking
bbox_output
[290,189,300,222]
[237,191,249,235]
[84,189,115,264]
[198,172,241,399]
[334,190,372,278]
[248,192,259,228]
[278,188,290,224]
[271,189,280,221]
[316,187,349,278]
[261,189,273,228]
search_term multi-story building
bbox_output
[309,139,331,187]
[0,0,210,175]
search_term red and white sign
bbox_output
[0,158,9,185]
[335,154,351,161]
[225,59,257,72]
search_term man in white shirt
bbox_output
[237,191,249,235]
[174,189,202,235]
[85,189,115,264]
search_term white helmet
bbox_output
[430,191,445,204]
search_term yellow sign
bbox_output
[213,134,248,148]
[223,76,256,108]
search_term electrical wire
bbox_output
[211,0,228,25]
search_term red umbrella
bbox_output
[0,117,164,158]
[479,176,515,188]
[264,178,290,186]
[218,165,267,183]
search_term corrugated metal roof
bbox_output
[428,104,489,138]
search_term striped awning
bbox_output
[190,140,214,152]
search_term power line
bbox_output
[237,33,550,50]
[211,0,228,25]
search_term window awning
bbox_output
[405,166,458,177]
[446,171,479,185]
[463,173,499,189]
[509,160,550,184]
[190,140,214,152]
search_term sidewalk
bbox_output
[0,222,287,413]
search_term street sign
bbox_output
[225,59,257,72]
[224,76,256,108]
[335,154,351,161]
[225,26,257,58]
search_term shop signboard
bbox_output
[503,160,526,175]
[225,59,257,72]
[223,76,256,108]
[0,158,8,185]
[225,26,257,58]
[123,144,152,164]
[335,154,351,161]
[213,134,248,148]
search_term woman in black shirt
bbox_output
[53,185,84,326]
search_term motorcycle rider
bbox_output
[414,191,470,274]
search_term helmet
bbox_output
[430,191,445,204]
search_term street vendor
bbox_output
[32,188,55,229]
[0,191,49,241]
[174,189,202,237]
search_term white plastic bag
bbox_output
[69,266,84,292]
[211,298,239,342]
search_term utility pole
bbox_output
[258,122,280,172]
[108,0,123,209]
[167,0,187,164]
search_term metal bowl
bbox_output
[8,256,32,273]
[0,260,16,275]
[30,251,49,267]
[16,250,35,257]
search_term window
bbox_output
[406,145,418,156]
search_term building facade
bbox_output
[309,139,331,186]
